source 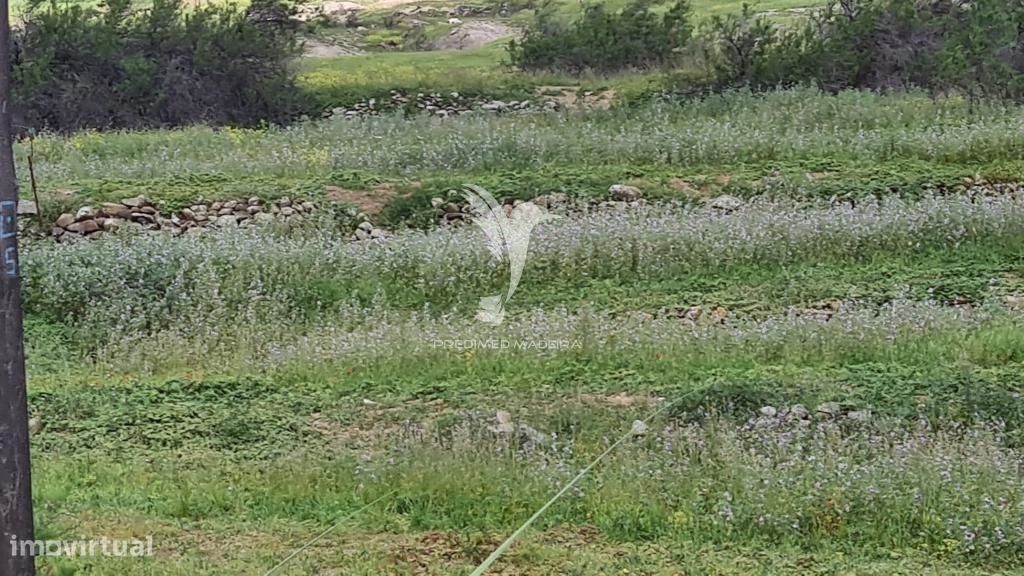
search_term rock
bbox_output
[223,200,238,210]
[192,204,208,214]
[246,205,263,215]
[139,206,158,215]
[301,201,316,212]
[357,221,374,232]
[181,208,197,220]
[630,420,648,436]
[711,306,728,324]
[75,206,96,221]
[353,228,370,241]
[847,410,871,422]
[28,417,42,435]
[16,201,37,216]
[599,200,629,211]
[120,195,150,209]
[217,208,233,216]
[816,402,841,418]
[370,228,388,239]
[442,202,461,214]
[101,202,133,219]
[709,195,743,212]
[50,226,64,237]
[490,410,515,434]
[281,207,296,217]
[67,219,100,234]
[1005,295,1024,310]
[254,212,275,224]
[278,197,292,207]
[517,423,547,444]
[55,213,75,228]
[131,212,156,224]
[430,197,445,209]
[248,197,261,206]
[533,192,568,209]
[788,404,810,420]
[211,202,223,211]
[215,214,238,227]
[608,184,643,202]
[759,406,777,418]
[101,218,120,232]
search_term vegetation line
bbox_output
[468,394,689,576]
[263,490,397,576]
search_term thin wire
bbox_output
[263,490,396,576]
[468,394,688,576]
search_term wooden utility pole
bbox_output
[0,0,36,571]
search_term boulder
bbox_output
[67,219,100,234]
[16,201,37,216]
[709,195,743,212]
[120,195,150,209]
[101,203,133,219]
[816,402,841,418]
[55,213,75,228]
[608,184,643,202]
[75,206,96,221]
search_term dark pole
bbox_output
[0,0,36,571]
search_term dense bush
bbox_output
[12,0,308,132]
[507,0,693,73]
[701,0,1024,100]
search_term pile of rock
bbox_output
[176,196,316,230]
[294,0,362,24]
[351,220,390,241]
[448,4,493,17]
[430,184,647,225]
[596,184,646,211]
[52,195,162,240]
[754,403,872,424]
[325,91,557,119]
[50,196,321,241]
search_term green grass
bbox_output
[297,41,664,108]
[20,88,1024,219]
[296,0,828,108]
[19,84,1024,574]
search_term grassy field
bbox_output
[296,0,827,107]
[20,88,1024,218]
[14,82,1024,574]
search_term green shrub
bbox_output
[12,0,309,132]
[699,0,1024,100]
[507,0,693,74]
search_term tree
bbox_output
[0,0,37,573]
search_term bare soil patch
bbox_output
[324,184,400,215]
